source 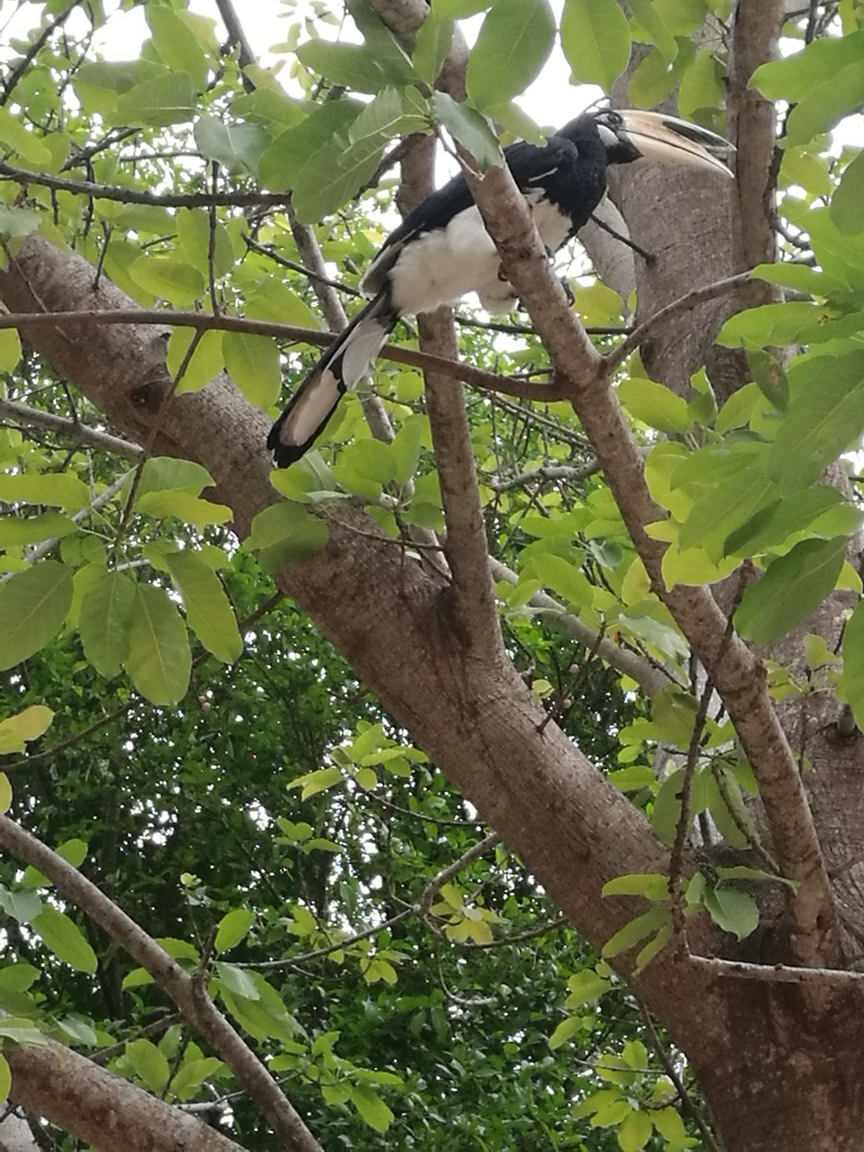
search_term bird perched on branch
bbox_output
[268,108,732,467]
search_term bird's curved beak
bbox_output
[615,109,734,177]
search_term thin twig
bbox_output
[1,1,83,107]
[668,680,714,936]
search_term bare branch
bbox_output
[0,398,142,459]
[8,1039,246,1152]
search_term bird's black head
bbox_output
[560,109,733,177]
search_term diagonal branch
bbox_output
[0,814,323,1152]
[462,144,840,969]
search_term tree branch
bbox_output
[0,398,142,459]
[461,130,840,970]
[0,814,323,1152]
[7,1039,247,1152]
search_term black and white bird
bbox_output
[268,108,732,466]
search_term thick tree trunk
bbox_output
[5,228,864,1150]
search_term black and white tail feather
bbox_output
[268,108,733,467]
[267,289,399,467]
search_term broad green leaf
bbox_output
[653,1106,687,1143]
[136,490,232,528]
[529,553,593,608]
[618,1108,653,1152]
[0,965,39,993]
[0,887,41,923]
[126,1037,170,1093]
[350,1084,394,1133]
[288,765,343,800]
[678,468,778,554]
[193,116,270,177]
[628,0,677,62]
[785,62,864,148]
[433,0,491,15]
[703,885,758,940]
[390,416,425,484]
[677,47,723,121]
[413,11,454,87]
[700,767,750,849]
[602,906,670,958]
[831,150,864,235]
[215,909,256,952]
[297,87,406,222]
[0,562,74,671]
[259,101,363,191]
[114,72,196,128]
[169,1056,223,1098]
[175,208,234,279]
[723,486,845,558]
[432,92,502,171]
[246,501,330,571]
[602,873,669,900]
[466,0,555,111]
[222,331,282,409]
[215,961,260,1000]
[750,30,864,101]
[31,906,97,973]
[0,705,54,755]
[767,352,864,491]
[128,256,204,309]
[147,6,208,90]
[0,774,10,813]
[137,459,214,501]
[634,918,673,972]
[0,107,51,165]
[560,0,631,94]
[297,40,393,93]
[650,0,706,36]
[0,207,41,246]
[166,328,224,394]
[0,471,90,511]
[549,1015,582,1048]
[124,584,191,705]
[617,377,691,434]
[231,89,307,132]
[842,600,864,730]
[79,569,136,679]
[717,301,819,349]
[0,511,76,547]
[735,537,848,646]
[165,550,242,663]
[564,969,609,1007]
[628,37,695,108]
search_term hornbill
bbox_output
[268,108,732,467]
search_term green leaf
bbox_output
[390,416,425,484]
[785,62,864,148]
[169,1057,223,1098]
[750,30,864,101]
[31,906,97,973]
[126,1038,170,1093]
[678,467,778,555]
[221,331,283,410]
[136,490,232,528]
[79,569,136,679]
[175,208,234,279]
[114,72,196,128]
[166,328,225,394]
[0,107,51,166]
[0,774,10,813]
[617,377,691,434]
[296,40,394,93]
[703,884,759,940]
[842,600,864,730]
[214,908,256,952]
[413,11,455,86]
[0,206,41,246]
[601,906,670,958]
[146,6,208,90]
[258,100,363,192]
[124,584,191,705]
[165,550,242,664]
[0,1053,11,1101]
[0,471,90,511]
[723,486,844,558]
[602,874,669,900]
[0,705,54,755]
[653,1106,687,1143]
[560,0,631,94]
[0,562,74,671]
[288,765,343,800]
[350,1084,394,1133]
[0,511,76,548]
[466,0,555,111]
[128,256,204,308]
[627,0,677,62]
[735,537,848,646]
[618,1108,653,1152]
[677,47,723,121]
[432,92,502,171]
[832,149,864,235]
[193,116,270,177]
[246,502,330,571]
[215,961,260,1000]
[528,553,593,608]
[549,1015,582,1048]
